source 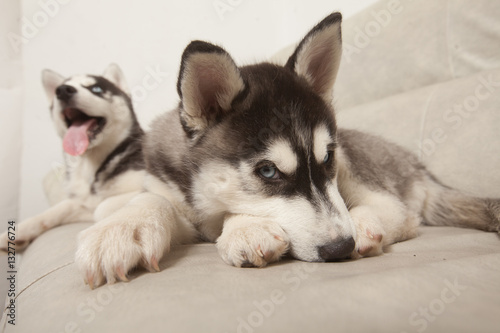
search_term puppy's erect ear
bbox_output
[285,13,342,103]
[41,69,65,102]
[103,63,130,95]
[177,41,246,136]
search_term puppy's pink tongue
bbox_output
[62,118,96,156]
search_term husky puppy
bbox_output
[0,64,145,250]
[75,13,499,287]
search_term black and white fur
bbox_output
[75,13,500,287]
[0,64,145,251]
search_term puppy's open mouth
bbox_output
[62,108,106,156]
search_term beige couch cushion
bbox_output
[2,223,500,333]
[337,68,500,197]
[335,0,500,109]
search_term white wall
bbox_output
[0,0,23,231]
[10,0,378,222]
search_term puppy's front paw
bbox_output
[75,208,170,288]
[0,217,47,251]
[0,231,11,252]
[216,215,290,268]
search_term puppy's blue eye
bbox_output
[91,85,103,94]
[259,166,279,179]
[323,151,332,164]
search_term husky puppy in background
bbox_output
[75,13,499,288]
[0,64,145,251]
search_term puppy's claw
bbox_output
[150,256,160,272]
[116,267,129,282]
[273,235,285,242]
[256,245,265,258]
[86,273,95,290]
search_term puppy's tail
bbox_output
[422,175,500,232]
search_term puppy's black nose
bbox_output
[56,84,77,101]
[317,237,355,261]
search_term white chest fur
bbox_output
[64,154,100,203]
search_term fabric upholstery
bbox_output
[2,223,500,333]
[2,1,499,332]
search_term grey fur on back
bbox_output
[338,128,427,200]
